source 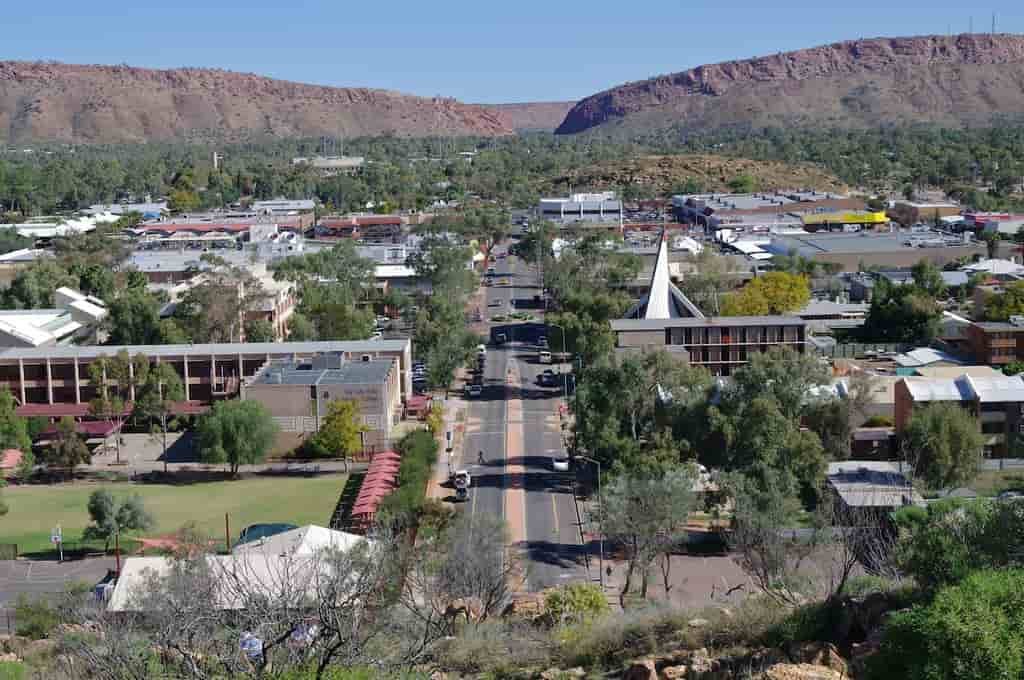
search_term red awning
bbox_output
[17,400,208,418]
[38,420,121,439]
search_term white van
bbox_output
[538,350,552,364]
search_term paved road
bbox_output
[461,249,586,591]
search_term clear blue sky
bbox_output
[5,1,1023,103]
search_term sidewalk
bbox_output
[427,375,469,501]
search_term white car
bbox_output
[552,457,570,472]
[477,344,487,356]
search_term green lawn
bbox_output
[2,475,347,556]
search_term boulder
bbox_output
[662,665,688,679]
[785,642,848,676]
[689,648,714,674]
[0,651,20,663]
[540,669,585,680]
[687,618,710,628]
[623,658,658,680]
[760,663,846,680]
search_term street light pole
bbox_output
[577,455,604,589]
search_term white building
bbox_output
[0,288,107,348]
[538,192,623,225]
[252,199,316,214]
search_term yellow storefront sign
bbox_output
[801,211,888,226]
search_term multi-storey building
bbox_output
[967,320,1024,366]
[895,372,1024,457]
[0,340,412,418]
[241,355,402,447]
[610,233,808,375]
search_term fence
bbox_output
[818,342,911,360]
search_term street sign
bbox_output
[50,526,62,544]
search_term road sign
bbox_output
[50,526,62,544]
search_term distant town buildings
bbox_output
[538,192,623,226]
[0,288,107,348]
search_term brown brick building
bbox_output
[895,373,1024,458]
[967,321,1024,366]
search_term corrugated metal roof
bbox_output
[0,339,410,362]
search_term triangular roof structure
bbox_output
[627,231,705,320]
[232,524,367,557]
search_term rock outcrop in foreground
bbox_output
[0,61,513,143]
[556,34,1024,134]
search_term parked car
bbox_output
[538,350,552,364]
[465,384,483,398]
[552,457,570,472]
[539,369,557,387]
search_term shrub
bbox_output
[869,569,1024,680]
[13,595,59,640]
[556,605,693,669]
[439,621,551,677]
[0,661,25,680]
[543,583,609,627]
[377,430,438,523]
[863,415,894,427]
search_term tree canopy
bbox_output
[901,401,983,491]
[196,399,279,475]
[720,271,810,316]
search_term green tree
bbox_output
[860,279,941,344]
[911,259,948,298]
[168,189,200,212]
[286,312,317,341]
[105,288,170,345]
[82,489,154,552]
[197,399,279,475]
[2,260,77,309]
[982,280,1024,322]
[901,402,983,491]
[0,387,31,453]
[87,351,137,464]
[981,230,1001,259]
[720,271,810,316]
[727,173,758,193]
[870,569,1024,680]
[597,468,698,605]
[244,318,276,343]
[0,229,32,256]
[312,400,367,470]
[133,362,185,472]
[892,500,993,592]
[43,416,91,469]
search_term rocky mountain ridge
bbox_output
[0,61,513,143]
[483,101,576,131]
[556,34,1024,134]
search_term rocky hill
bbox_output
[556,34,1024,135]
[0,61,513,143]
[552,154,847,196]
[483,101,575,131]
